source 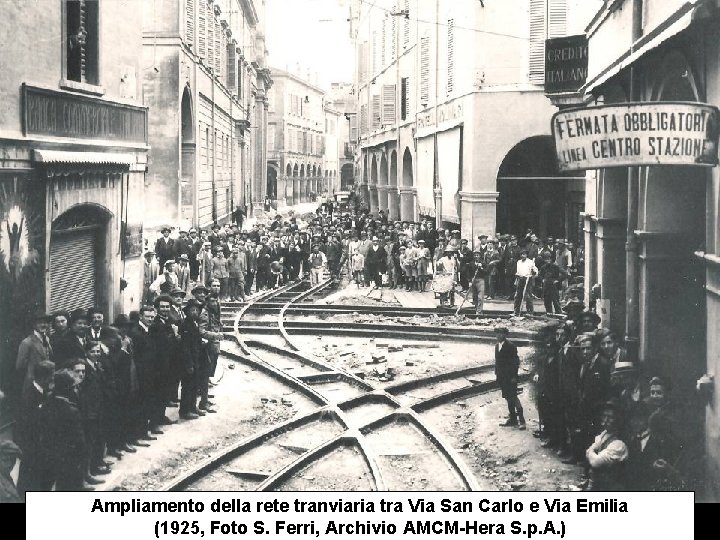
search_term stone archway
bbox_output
[341,163,354,191]
[369,154,379,213]
[180,87,195,223]
[400,147,415,221]
[379,153,389,214]
[496,136,582,241]
[389,150,399,220]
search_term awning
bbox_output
[437,127,461,224]
[34,149,137,166]
[583,2,700,94]
[416,136,435,217]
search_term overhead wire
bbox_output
[356,0,530,41]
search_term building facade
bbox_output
[267,68,331,207]
[0,0,148,392]
[351,0,589,241]
[578,0,720,498]
[326,82,358,192]
[142,0,271,229]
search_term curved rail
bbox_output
[166,277,536,492]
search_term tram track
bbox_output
[164,278,533,492]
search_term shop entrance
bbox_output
[49,204,110,313]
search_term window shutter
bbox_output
[298,131,303,153]
[198,0,207,58]
[382,84,396,125]
[227,45,236,92]
[420,35,430,105]
[185,0,195,46]
[207,7,214,67]
[360,104,368,135]
[447,19,455,95]
[403,0,410,49]
[529,0,546,84]
[350,114,358,141]
[401,77,409,120]
[214,19,222,76]
[359,41,368,83]
[381,18,386,68]
[371,94,381,129]
[372,31,378,76]
[391,7,397,60]
[548,0,567,38]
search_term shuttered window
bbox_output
[529,0,567,84]
[185,0,195,46]
[391,8,397,60]
[372,31,378,76]
[381,18,386,68]
[403,0,410,49]
[50,229,97,313]
[227,44,236,92]
[214,20,223,76]
[371,94,381,129]
[297,131,303,153]
[401,77,410,120]
[350,113,358,141]
[198,0,207,58]
[420,34,430,105]
[529,0,547,84]
[382,84,396,125]
[359,41,368,83]
[360,103,368,135]
[207,7,214,67]
[548,0,567,38]
[447,19,455,95]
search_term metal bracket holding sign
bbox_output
[551,102,720,171]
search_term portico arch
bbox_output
[400,147,415,221]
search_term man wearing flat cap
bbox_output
[495,326,526,430]
[155,226,175,268]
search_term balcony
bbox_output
[344,142,356,159]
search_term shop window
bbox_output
[65,0,99,85]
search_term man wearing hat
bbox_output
[155,226,176,268]
[308,244,328,287]
[175,229,193,261]
[15,359,55,496]
[513,248,538,317]
[188,228,202,280]
[364,236,387,289]
[256,238,272,291]
[468,249,488,315]
[502,235,520,300]
[142,250,160,305]
[211,246,229,300]
[176,254,191,293]
[228,247,247,301]
[494,326,526,430]
[52,309,89,369]
[556,240,573,299]
[434,245,459,307]
[16,312,53,399]
[458,239,473,292]
[483,239,501,300]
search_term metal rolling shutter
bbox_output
[49,229,96,313]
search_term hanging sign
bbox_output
[544,35,588,93]
[552,102,720,171]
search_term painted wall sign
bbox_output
[552,102,720,171]
[22,84,148,143]
[545,35,588,93]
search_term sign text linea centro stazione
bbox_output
[551,102,720,171]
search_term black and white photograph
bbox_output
[0,0,716,507]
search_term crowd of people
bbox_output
[9,280,225,498]
[146,204,583,318]
[521,300,701,491]
[5,202,689,499]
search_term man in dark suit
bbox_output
[154,226,175,268]
[364,236,388,288]
[150,295,178,431]
[52,309,89,369]
[16,312,53,399]
[178,299,204,420]
[128,306,157,444]
[174,229,193,261]
[494,326,525,430]
[15,360,55,497]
